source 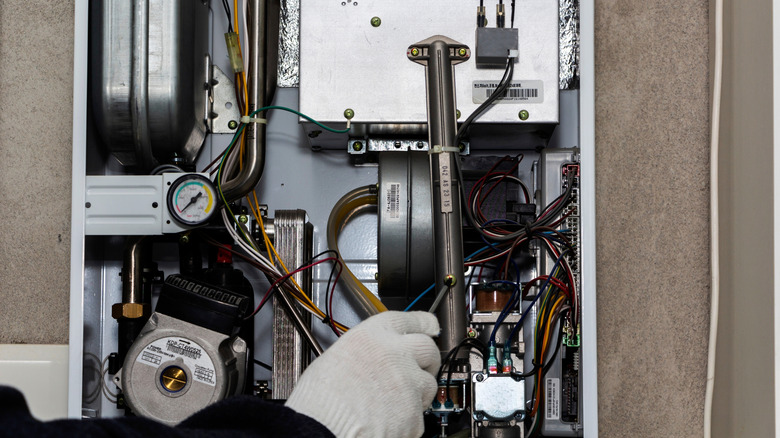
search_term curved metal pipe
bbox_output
[221,0,267,201]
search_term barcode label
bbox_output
[546,377,560,420]
[385,183,401,220]
[472,80,544,104]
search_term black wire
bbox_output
[511,0,516,28]
[456,58,514,141]
[253,358,272,371]
[221,0,234,32]
[323,260,342,337]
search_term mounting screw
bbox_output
[228,120,238,130]
[410,47,420,56]
[458,47,467,57]
[352,141,364,152]
[475,373,484,382]
[467,327,477,338]
[416,141,424,149]
[238,215,248,224]
[370,16,381,27]
[518,110,530,121]
[456,109,461,119]
[85,202,91,208]
[374,272,379,281]
[458,143,466,152]
[344,108,355,119]
[179,235,189,244]
[444,275,456,287]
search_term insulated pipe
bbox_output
[409,37,470,356]
[221,0,267,201]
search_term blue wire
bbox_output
[403,245,499,312]
[487,280,521,344]
[403,284,435,312]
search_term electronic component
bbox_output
[475,28,519,68]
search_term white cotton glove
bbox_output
[285,311,441,438]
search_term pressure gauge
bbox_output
[167,174,218,226]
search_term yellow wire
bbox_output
[245,193,347,332]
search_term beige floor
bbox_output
[0,1,711,436]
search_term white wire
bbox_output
[703,0,722,434]
[242,0,249,74]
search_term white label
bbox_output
[439,154,453,213]
[546,377,560,420]
[472,80,544,104]
[136,337,217,387]
[385,183,401,220]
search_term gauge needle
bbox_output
[180,192,203,212]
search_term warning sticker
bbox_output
[472,80,544,104]
[136,337,217,387]
[545,377,560,420]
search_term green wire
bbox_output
[215,105,351,245]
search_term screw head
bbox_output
[467,327,477,338]
[475,373,484,382]
[179,235,190,244]
[416,141,424,149]
[456,109,461,119]
[344,108,355,119]
[410,47,420,56]
[228,120,238,129]
[352,141,364,151]
[374,272,379,280]
[458,47,467,57]
[370,16,381,27]
[238,215,248,224]
[444,275,456,287]
[458,143,466,152]
[518,110,530,121]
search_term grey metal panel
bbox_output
[299,0,559,147]
[271,210,313,398]
[90,0,209,169]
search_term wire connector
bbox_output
[496,3,506,28]
[240,116,267,124]
[477,5,487,27]
[487,344,499,374]
[502,344,513,373]
[224,32,244,73]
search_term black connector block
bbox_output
[475,27,519,68]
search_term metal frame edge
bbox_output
[578,0,599,435]
[68,0,89,419]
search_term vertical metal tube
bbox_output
[221,0,267,201]
[130,0,153,171]
[422,40,467,356]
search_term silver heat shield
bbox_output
[559,0,580,90]
[278,0,300,87]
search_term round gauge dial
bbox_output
[167,174,218,226]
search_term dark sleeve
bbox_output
[0,386,335,438]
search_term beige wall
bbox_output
[712,0,775,436]
[0,0,715,436]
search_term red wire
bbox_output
[247,257,340,320]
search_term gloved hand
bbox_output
[285,311,441,438]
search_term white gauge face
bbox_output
[167,174,217,226]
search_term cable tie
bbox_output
[240,116,268,124]
[429,145,461,155]
[524,222,534,238]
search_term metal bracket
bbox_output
[348,138,470,155]
[208,65,242,134]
